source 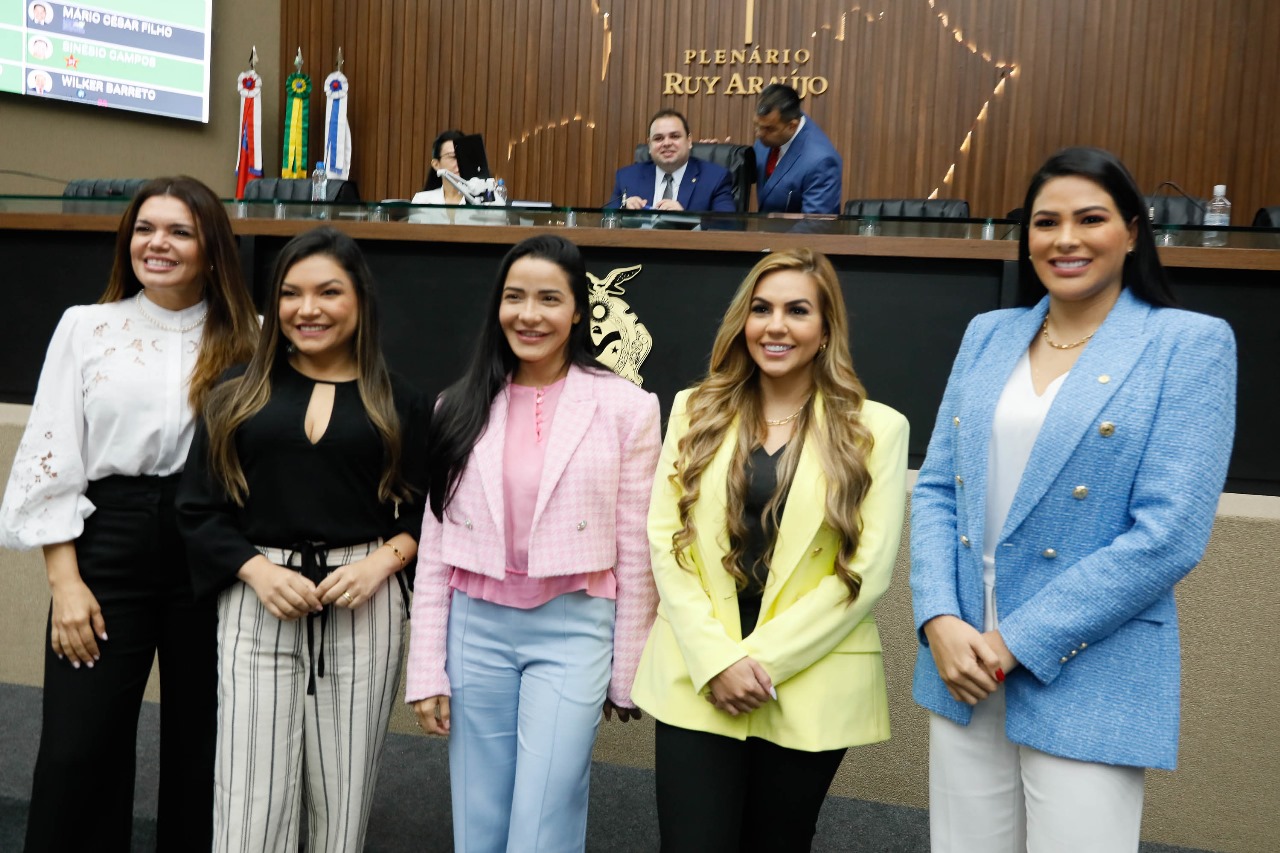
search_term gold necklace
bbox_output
[1041,317,1096,350]
[765,407,804,427]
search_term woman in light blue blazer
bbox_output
[911,147,1236,852]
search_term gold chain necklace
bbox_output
[1041,317,1096,350]
[765,407,804,427]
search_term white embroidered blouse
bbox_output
[0,295,207,549]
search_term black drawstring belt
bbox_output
[293,541,331,696]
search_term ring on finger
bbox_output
[342,591,355,604]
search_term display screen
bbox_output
[1,1,212,122]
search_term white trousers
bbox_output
[929,689,1145,853]
[212,542,407,853]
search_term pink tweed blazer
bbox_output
[406,365,662,706]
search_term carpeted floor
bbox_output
[0,682,1212,852]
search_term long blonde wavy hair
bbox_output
[670,249,874,601]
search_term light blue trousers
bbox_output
[446,590,615,853]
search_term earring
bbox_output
[818,342,828,354]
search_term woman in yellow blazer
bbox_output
[631,248,908,851]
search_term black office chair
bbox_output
[62,178,150,198]
[61,178,150,213]
[1145,194,1205,226]
[633,142,757,213]
[242,178,362,203]
[1252,206,1280,227]
[842,198,971,218]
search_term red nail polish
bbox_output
[995,668,1006,683]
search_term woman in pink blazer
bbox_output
[406,235,661,852]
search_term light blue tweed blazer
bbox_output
[910,287,1237,770]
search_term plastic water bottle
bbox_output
[493,179,508,206]
[1202,184,1230,247]
[311,162,329,219]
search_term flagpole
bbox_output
[282,48,312,179]
[235,46,263,199]
[323,47,351,180]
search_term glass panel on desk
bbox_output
[1151,224,1280,249]
[0,195,136,215]
[1,194,1278,248]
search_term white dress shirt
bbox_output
[0,294,206,548]
[652,162,689,205]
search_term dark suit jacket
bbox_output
[754,116,843,214]
[604,157,736,212]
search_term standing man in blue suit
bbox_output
[605,109,736,212]
[753,84,843,214]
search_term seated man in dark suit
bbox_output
[605,109,736,212]
[753,83,843,214]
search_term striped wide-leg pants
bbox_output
[212,541,407,853]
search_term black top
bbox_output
[177,362,430,599]
[737,443,788,638]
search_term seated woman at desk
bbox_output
[412,129,467,207]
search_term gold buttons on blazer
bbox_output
[1073,485,1089,500]
[960,535,971,548]
[955,475,964,486]
[1099,421,1115,437]
[576,520,587,531]
[953,416,960,427]
[1079,642,1088,649]
[1098,374,1111,384]
[1069,649,1077,657]
[1060,656,1069,664]
[1042,548,1058,559]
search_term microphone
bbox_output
[436,169,495,205]
[1149,180,1205,224]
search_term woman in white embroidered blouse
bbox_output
[0,176,259,852]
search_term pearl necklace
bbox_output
[135,290,207,333]
[1041,317,1095,350]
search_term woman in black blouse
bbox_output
[177,227,428,853]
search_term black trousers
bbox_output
[654,721,847,853]
[24,475,217,853]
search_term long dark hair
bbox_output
[422,129,466,192]
[100,176,258,415]
[426,234,598,519]
[202,227,409,505]
[1015,146,1176,308]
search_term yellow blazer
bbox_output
[631,390,908,751]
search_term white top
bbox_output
[651,161,689,203]
[982,350,1066,627]
[408,187,504,225]
[0,295,206,549]
[410,187,456,206]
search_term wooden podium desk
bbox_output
[2,200,1276,492]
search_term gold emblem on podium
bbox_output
[588,265,652,387]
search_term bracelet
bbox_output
[384,542,408,567]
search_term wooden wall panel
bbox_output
[280,0,1280,221]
